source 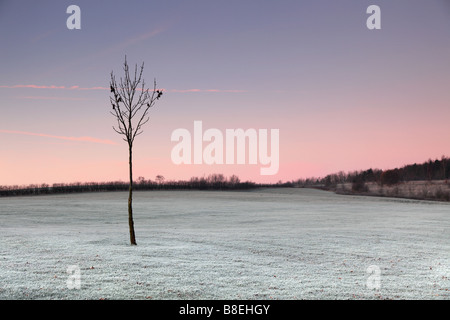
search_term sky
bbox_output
[1,0,450,186]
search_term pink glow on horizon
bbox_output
[169,89,248,93]
[0,130,117,145]
[0,84,109,90]
[0,85,66,89]
[19,96,91,101]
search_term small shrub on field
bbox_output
[386,187,399,197]
[393,186,400,196]
[407,185,415,197]
[444,192,450,201]
[352,179,368,193]
[434,187,450,201]
[420,187,429,199]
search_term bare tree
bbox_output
[109,56,162,245]
[155,175,165,184]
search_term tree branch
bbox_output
[109,57,161,147]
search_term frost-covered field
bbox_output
[0,188,448,300]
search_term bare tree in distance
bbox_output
[109,56,163,245]
[155,175,165,184]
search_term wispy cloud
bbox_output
[120,28,164,48]
[1,85,246,93]
[0,130,117,145]
[30,29,58,43]
[0,85,66,89]
[0,85,108,90]
[19,96,91,101]
[74,86,109,91]
[169,89,247,93]
[89,27,165,59]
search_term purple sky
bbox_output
[1,0,450,185]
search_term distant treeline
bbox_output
[2,157,449,197]
[0,174,261,197]
[295,156,449,190]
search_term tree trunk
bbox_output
[128,143,137,245]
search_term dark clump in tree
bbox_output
[109,56,162,245]
[352,178,368,193]
[380,169,401,186]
